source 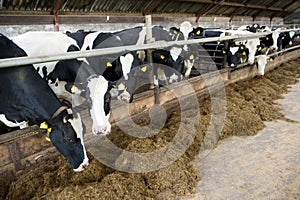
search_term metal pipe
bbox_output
[0,30,299,69]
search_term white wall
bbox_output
[0,16,285,37]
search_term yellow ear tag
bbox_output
[222,50,226,54]
[71,85,79,94]
[173,30,178,34]
[40,121,48,129]
[282,36,285,39]
[242,51,246,56]
[45,136,51,142]
[240,46,244,50]
[266,37,269,40]
[118,83,125,90]
[258,46,262,51]
[270,58,273,61]
[160,55,165,59]
[189,54,194,60]
[47,128,52,133]
[196,30,201,35]
[107,62,112,67]
[141,66,147,72]
[297,35,300,38]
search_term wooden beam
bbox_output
[229,7,240,22]
[52,0,65,31]
[0,15,145,25]
[143,0,162,16]
[282,0,298,10]
[195,3,215,22]
[178,0,288,12]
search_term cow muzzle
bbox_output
[73,159,89,172]
[92,125,110,135]
[117,91,131,103]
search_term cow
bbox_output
[0,33,88,171]
[77,29,153,103]
[226,44,249,67]
[71,26,179,99]
[152,47,184,86]
[187,27,232,69]
[237,23,261,33]
[11,31,112,135]
[255,54,270,75]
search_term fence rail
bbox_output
[0,29,299,69]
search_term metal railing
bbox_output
[0,29,299,69]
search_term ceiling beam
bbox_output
[52,0,65,31]
[143,0,162,15]
[195,3,215,22]
[178,0,289,12]
[229,0,251,22]
[282,0,298,10]
[229,7,240,22]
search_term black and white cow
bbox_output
[237,23,261,33]
[11,31,112,135]
[78,29,153,103]
[0,33,88,171]
[152,47,184,85]
[72,26,181,94]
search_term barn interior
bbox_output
[1,0,300,199]
[1,0,300,35]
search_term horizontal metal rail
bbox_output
[0,29,299,69]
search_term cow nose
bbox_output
[248,59,254,65]
[117,92,131,103]
[93,126,110,135]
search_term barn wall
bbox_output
[0,15,284,37]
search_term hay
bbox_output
[4,57,300,200]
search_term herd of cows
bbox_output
[0,21,299,171]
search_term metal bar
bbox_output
[1,30,299,69]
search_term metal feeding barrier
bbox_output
[0,31,283,69]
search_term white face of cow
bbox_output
[255,55,269,76]
[289,31,295,45]
[87,76,111,135]
[245,38,260,65]
[271,31,280,51]
[180,21,193,40]
[170,46,182,61]
[120,53,134,80]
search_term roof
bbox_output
[1,0,300,23]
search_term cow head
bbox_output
[115,64,152,103]
[179,21,194,41]
[46,105,88,172]
[226,44,249,67]
[169,27,184,41]
[245,38,261,65]
[154,47,184,83]
[120,53,134,80]
[255,54,270,76]
[66,75,112,135]
[189,27,204,39]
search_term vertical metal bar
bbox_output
[145,15,159,105]
[222,41,229,69]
